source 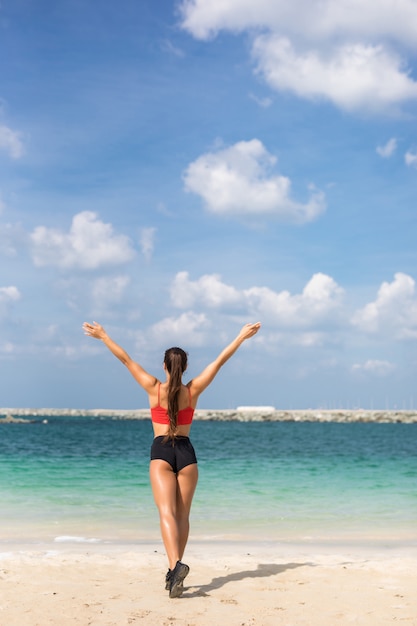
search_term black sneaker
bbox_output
[169,560,189,598]
[165,569,172,590]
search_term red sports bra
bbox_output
[150,383,194,425]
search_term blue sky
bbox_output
[1,0,416,410]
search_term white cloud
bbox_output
[0,125,24,159]
[0,195,20,256]
[183,139,325,222]
[139,227,156,262]
[249,92,273,108]
[170,270,344,328]
[146,311,211,348]
[352,359,396,376]
[244,272,344,327]
[405,150,417,167]
[92,275,130,309]
[0,341,15,354]
[0,285,21,317]
[352,272,417,339]
[294,332,326,347]
[0,285,21,304]
[376,137,397,158]
[30,211,136,270]
[160,39,185,58]
[171,271,241,308]
[0,221,24,257]
[257,330,328,351]
[180,0,417,43]
[180,0,417,113]
[253,37,417,113]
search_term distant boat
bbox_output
[236,406,275,412]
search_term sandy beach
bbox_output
[1,541,416,626]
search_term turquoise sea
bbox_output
[0,416,416,546]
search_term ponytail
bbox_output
[164,347,188,440]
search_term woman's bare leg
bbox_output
[176,463,198,560]
[150,460,180,569]
[150,460,198,569]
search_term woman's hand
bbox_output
[189,321,261,396]
[83,321,107,340]
[238,322,261,341]
[82,320,157,391]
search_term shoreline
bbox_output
[1,519,416,552]
[1,535,416,554]
[1,407,417,423]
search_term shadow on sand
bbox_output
[185,562,314,598]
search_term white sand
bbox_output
[1,541,416,625]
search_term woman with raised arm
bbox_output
[82,320,261,598]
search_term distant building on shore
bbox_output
[236,406,275,412]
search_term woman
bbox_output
[82,320,261,598]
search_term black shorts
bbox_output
[150,436,197,474]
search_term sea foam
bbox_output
[54,536,101,544]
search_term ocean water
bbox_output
[0,416,416,545]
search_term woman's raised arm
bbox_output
[83,321,157,392]
[189,322,261,397]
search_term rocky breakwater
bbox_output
[0,407,416,423]
[0,408,150,420]
[194,408,417,423]
[0,413,47,424]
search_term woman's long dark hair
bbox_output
[164,347,188,440]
